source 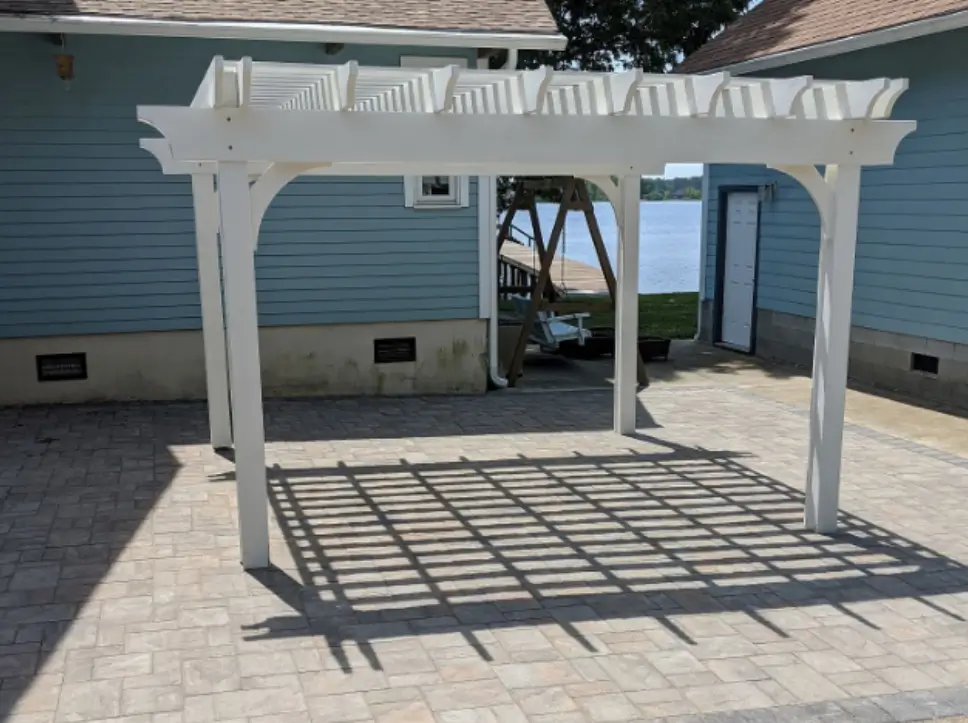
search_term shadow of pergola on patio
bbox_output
[233,442,968,674]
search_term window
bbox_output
[405,173,470,209]
[400,55,471,210]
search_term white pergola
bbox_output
[138,57,914,570]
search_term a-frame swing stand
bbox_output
[498,177,649,388]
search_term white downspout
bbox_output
[484,48,517,389]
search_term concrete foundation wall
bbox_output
[0,319,486,406]
[701,302,968,406]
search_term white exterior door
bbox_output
[720,191,759,351]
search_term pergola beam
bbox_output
[140,108,913,169]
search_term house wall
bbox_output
[0,33,485,403]
[701,28,968,405]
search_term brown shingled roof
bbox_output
[679,0,968,72]
[0,0,560,35]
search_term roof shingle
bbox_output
[679,0,968,72]
[0,0,560,35]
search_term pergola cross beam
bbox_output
[138,56,915,569]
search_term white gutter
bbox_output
[718,8,968,75]
[0,14,566,51]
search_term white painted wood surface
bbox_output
[614,175,641,435]
[805,165,863,534]
[217,162,270,569]
[190,175,232,450]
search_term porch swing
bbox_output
[497,176,650,387]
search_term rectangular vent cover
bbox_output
[911,352,939,375]
[37,353,88,382]
[374,337,417,364]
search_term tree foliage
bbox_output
[496,0,748,211]
[517,0,749,72]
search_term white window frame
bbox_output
[401,55,471,210]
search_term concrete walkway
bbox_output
[3,348,968,723]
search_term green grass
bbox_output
[572,292,698,339]
[501,292,698,340]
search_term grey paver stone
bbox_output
[304,693,371,723]
[511,686,579,715]
[424,679,514,711]
[56,680,122,722]
[183,657,240,695]
[578,693,641,722]
[493,661,583,689]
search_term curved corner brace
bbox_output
[584,175,621,216]
[770,164,833,235]
[250,162,330,247]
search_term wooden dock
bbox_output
[499,242,609,296]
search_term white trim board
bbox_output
[0,14,566,51]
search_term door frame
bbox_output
[713,185,763,354]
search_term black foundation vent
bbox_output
[36,352,87,382]
[911,352,939,375]
[374,337,417,364]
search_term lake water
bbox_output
[513,200,702,294]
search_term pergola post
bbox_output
[614,175,641,435]
[217,161,270,569]
[190,174,232,450]
[805,164,862,533]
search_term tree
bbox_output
[497,0,749,209]
[518,0,749,72]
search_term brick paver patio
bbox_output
[4,384,968,722]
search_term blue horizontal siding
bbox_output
[706,27,968,345]
[0,33,479,339]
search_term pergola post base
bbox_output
[191,174,233,450]
[802,165,862,534]
[614,175,641,435]
[217,161,270,570]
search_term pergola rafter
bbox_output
[138,56,915,570]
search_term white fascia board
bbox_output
[714,9,968,75]
[138,107,916,171]
[0,14,566,51]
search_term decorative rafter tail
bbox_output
[237,57,253,107]
[840,77,890,119]
[870,78,909,119]
[603,70,641,115]
[689,72,730,116]
[518,66,554,114]
[336,61,358,111]
[766,76,812,118]
[431,65,460,113]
